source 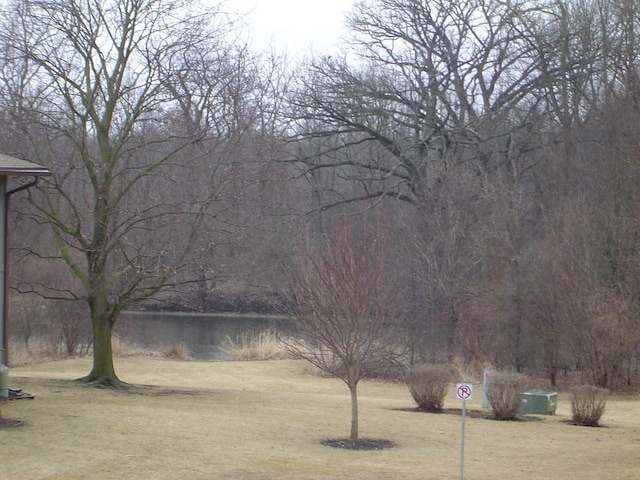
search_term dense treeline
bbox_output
[0,0,639,389]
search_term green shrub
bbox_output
[570,385,608,427]
[487,371,528,420]
[406,364,453,412]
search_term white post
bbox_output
[482,368,491,408]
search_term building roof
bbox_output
[0,153,51,176]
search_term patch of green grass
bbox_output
[1,358,638,479]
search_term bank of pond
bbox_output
[117,310,286,360]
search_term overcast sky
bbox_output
[226,0,355,55]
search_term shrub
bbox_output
[570,385,608,427]
[486,371,528,420]
[406,364,453,412]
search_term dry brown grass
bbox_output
[1,358,638,479]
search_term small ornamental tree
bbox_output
[281,215,402,441]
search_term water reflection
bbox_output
[117,311,285,360]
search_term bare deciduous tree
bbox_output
[287,0,571,210]
[281,215,403,441]
[0,0,250,385]
[284,0,573,367]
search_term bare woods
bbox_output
[1,0,639,390]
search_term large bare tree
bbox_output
[0,0,254,385]
[287,0,577,208]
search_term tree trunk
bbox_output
[78,310,121,386]
[349,381,359,441]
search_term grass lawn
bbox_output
[1,357,639,479]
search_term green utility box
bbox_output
[519,391,557,415]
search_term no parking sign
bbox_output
[456,382,473,401]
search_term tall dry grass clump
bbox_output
[570,385,608,427]
[406,364,454,412]
[111,335,158,358]
[162,342,192,360]
[487,371,528,420]
[220,330,290,361]
[8,337,77,367]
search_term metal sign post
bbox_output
[456,382,473,480]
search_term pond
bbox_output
[117,311,286,360]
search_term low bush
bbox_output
[570,385,608,427]
[406,364,453,412]
[486,371,528,420]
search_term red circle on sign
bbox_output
[457,384,472,399]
